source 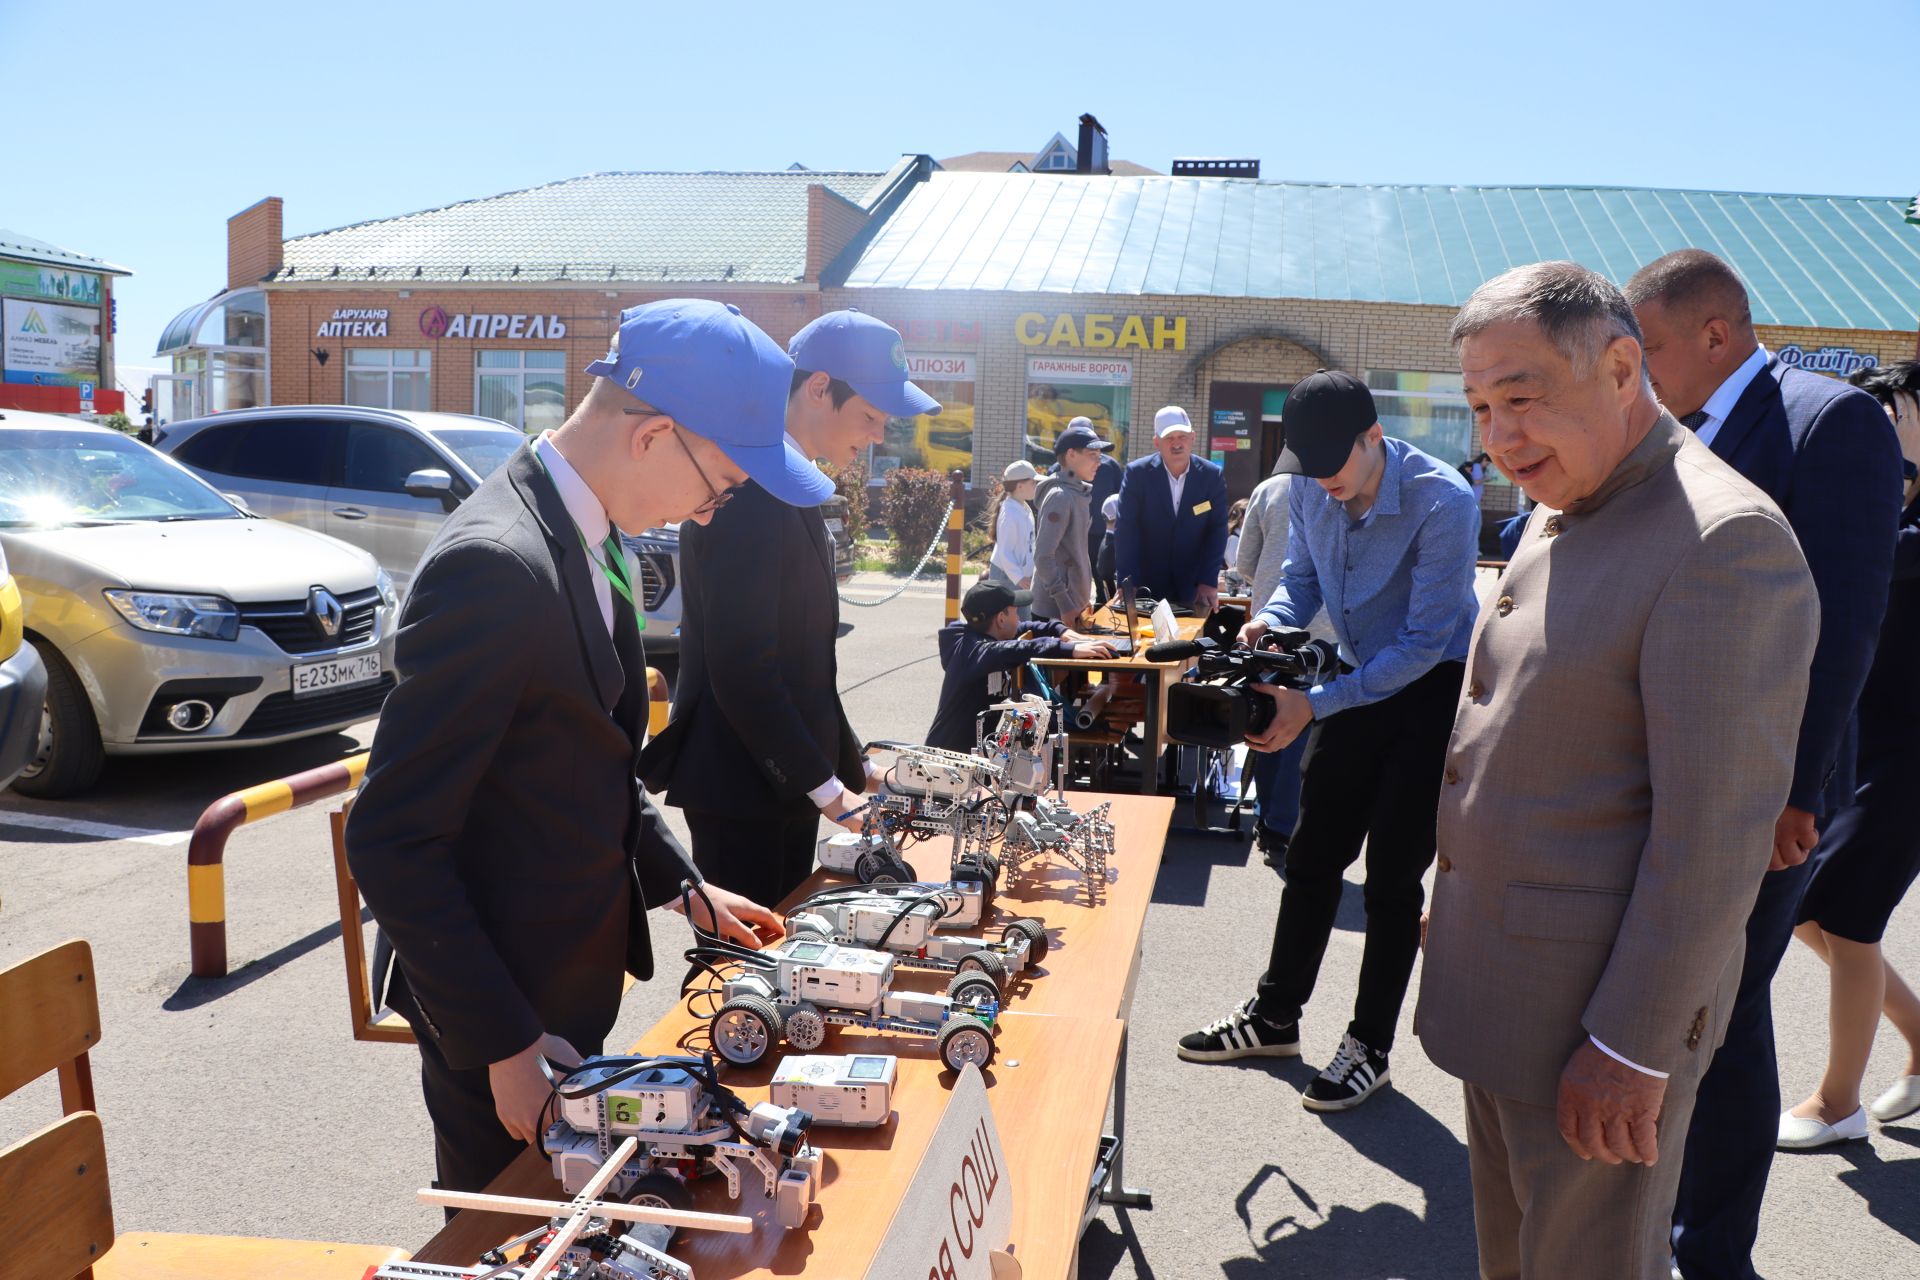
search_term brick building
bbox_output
[153,160,929,427]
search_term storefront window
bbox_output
[1364,371,1473,466]
[155,287,270,419]
[346,349,432,410]
[1024,355,1130,463]
[475,350,566,434]
[872,353,974,483]
[205,350,266,414]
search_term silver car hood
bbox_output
[3,518,381,602]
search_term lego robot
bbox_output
[784,882,1048,994]
[541,1055,819,1232]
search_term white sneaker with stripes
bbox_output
[1302,1032,1390,1111]
[1176,996,1300,1062]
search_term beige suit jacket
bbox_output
[1417,414,1817,1107]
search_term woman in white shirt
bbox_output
[986,459,1039,589]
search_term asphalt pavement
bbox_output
[1,568,1916,1278]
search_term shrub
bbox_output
[880,467,954,571]
[820,460,869,542]
[102,411,135,435]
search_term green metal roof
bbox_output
[273,170,888,285]
[0,228,131,276]
[841,174,1920,332]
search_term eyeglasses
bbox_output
[671,425,737,515]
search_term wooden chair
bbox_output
[0,939,411,1279]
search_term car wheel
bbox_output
[712,995,781,1065]
[624,1172,693,1244]
[937,1018,995,1070]
[11,641,104,799]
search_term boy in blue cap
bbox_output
[349,299,822,1199]
[643,309,941,904]
[926,580,1113,752]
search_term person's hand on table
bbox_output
[1246,683,1313,751]
[1238,617,1270,649]
[1072,641,1116,659]
[1556,1039,1667,1166]
[1192,583,1219,615]
[489,1031,582,1142]
[669,883,784,948]
[1768,805,1819,872]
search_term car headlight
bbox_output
[103,590,240,641]
[375,567,398,610]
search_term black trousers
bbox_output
[686,807,822,908]
[1671,860,1813,1280]
[416,1023,607,1218]
[1253,660,1463,1052]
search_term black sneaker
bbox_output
[1176,997,1300,1062]
[1257,827,1290,869]
[1302,1032,1390,1111]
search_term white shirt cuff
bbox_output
[807,778,850,810]
[1589,1035,1669,1079]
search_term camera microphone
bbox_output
[1144,637,1215,662]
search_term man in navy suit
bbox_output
[1114,405,1231,610]
[1628,250,1902,1280]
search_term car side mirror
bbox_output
[223,493,257,516]
[404,468,460,512]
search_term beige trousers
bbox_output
[1464,1079,1700,1280]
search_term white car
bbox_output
[0,410,397,797]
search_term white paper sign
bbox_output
[866,1064,1016,1280]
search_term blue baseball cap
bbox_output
[585,300,832,507]
[788,309,941,419]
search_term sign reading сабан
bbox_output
[866,1064,1018,1280]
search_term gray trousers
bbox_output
[1465,1078,1700,1280]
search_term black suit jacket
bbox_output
[1706,357,1902,818]
[345,445,696,1073]
[640,480,863,817]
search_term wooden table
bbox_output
[411,793,1173,1279]
[1033,609,1206,793]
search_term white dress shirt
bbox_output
[534,432,630,637]
[1167,460,1190,513]
[1687,345,1770,449]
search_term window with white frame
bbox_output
[345,349,432,410]
[475,350,567,433]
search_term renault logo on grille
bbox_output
[308,587,344,638]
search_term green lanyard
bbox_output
[533,445,646,632]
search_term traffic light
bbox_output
[140,387,154,420]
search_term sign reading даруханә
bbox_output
[1777,344,1880,376]
[316,308,389,338]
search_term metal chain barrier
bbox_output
[837,499,957,608]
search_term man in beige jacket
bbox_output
[1417,261,1818,1279]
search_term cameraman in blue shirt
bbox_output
[1177,370,1480,1113]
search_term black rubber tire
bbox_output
[856,850,911,884]
[956,948,1008,990]
[10,640,104,799]
[946,971,1000,1007]
[937,1017,996,1070]
[1002,918,1049,967]
[711,994,782,1065]
[624,1172,693,1243]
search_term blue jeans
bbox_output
[1247,732,1307,839]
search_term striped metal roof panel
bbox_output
[274,170,885,285]
[0,229,131,276]
[841,174,1920,332]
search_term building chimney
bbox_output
[227,197,284,289]
[1075,114,1110,175]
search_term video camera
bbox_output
[1153,629,1341,749]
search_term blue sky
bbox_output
[3,0,1914,395]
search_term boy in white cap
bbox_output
[1115,405,1230,611]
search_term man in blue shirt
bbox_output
[1178,369,1480,1113]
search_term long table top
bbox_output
[411,793,1173,1278]
[1030,608,1205,674]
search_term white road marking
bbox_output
[0,810,192,846]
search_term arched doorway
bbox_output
[1188,333,1330,500]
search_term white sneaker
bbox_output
[1869,1075,1920,1123]
[1776,1106,1869,1150]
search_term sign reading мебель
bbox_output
[3,298,101,386]
[865,1064,1018,1280]
[316,308,389,338]
[417,307,567,340]
[1016,312,1187,351]
[1777,344,1880,376]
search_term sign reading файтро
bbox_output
[417,307,568,340]
[1016,311,1186,351]
[1777,344,1879,376]
[866,1064,1017,1280]
[316,308,389,338]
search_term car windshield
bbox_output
[0,429,240,527]
[429,427,522,480]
